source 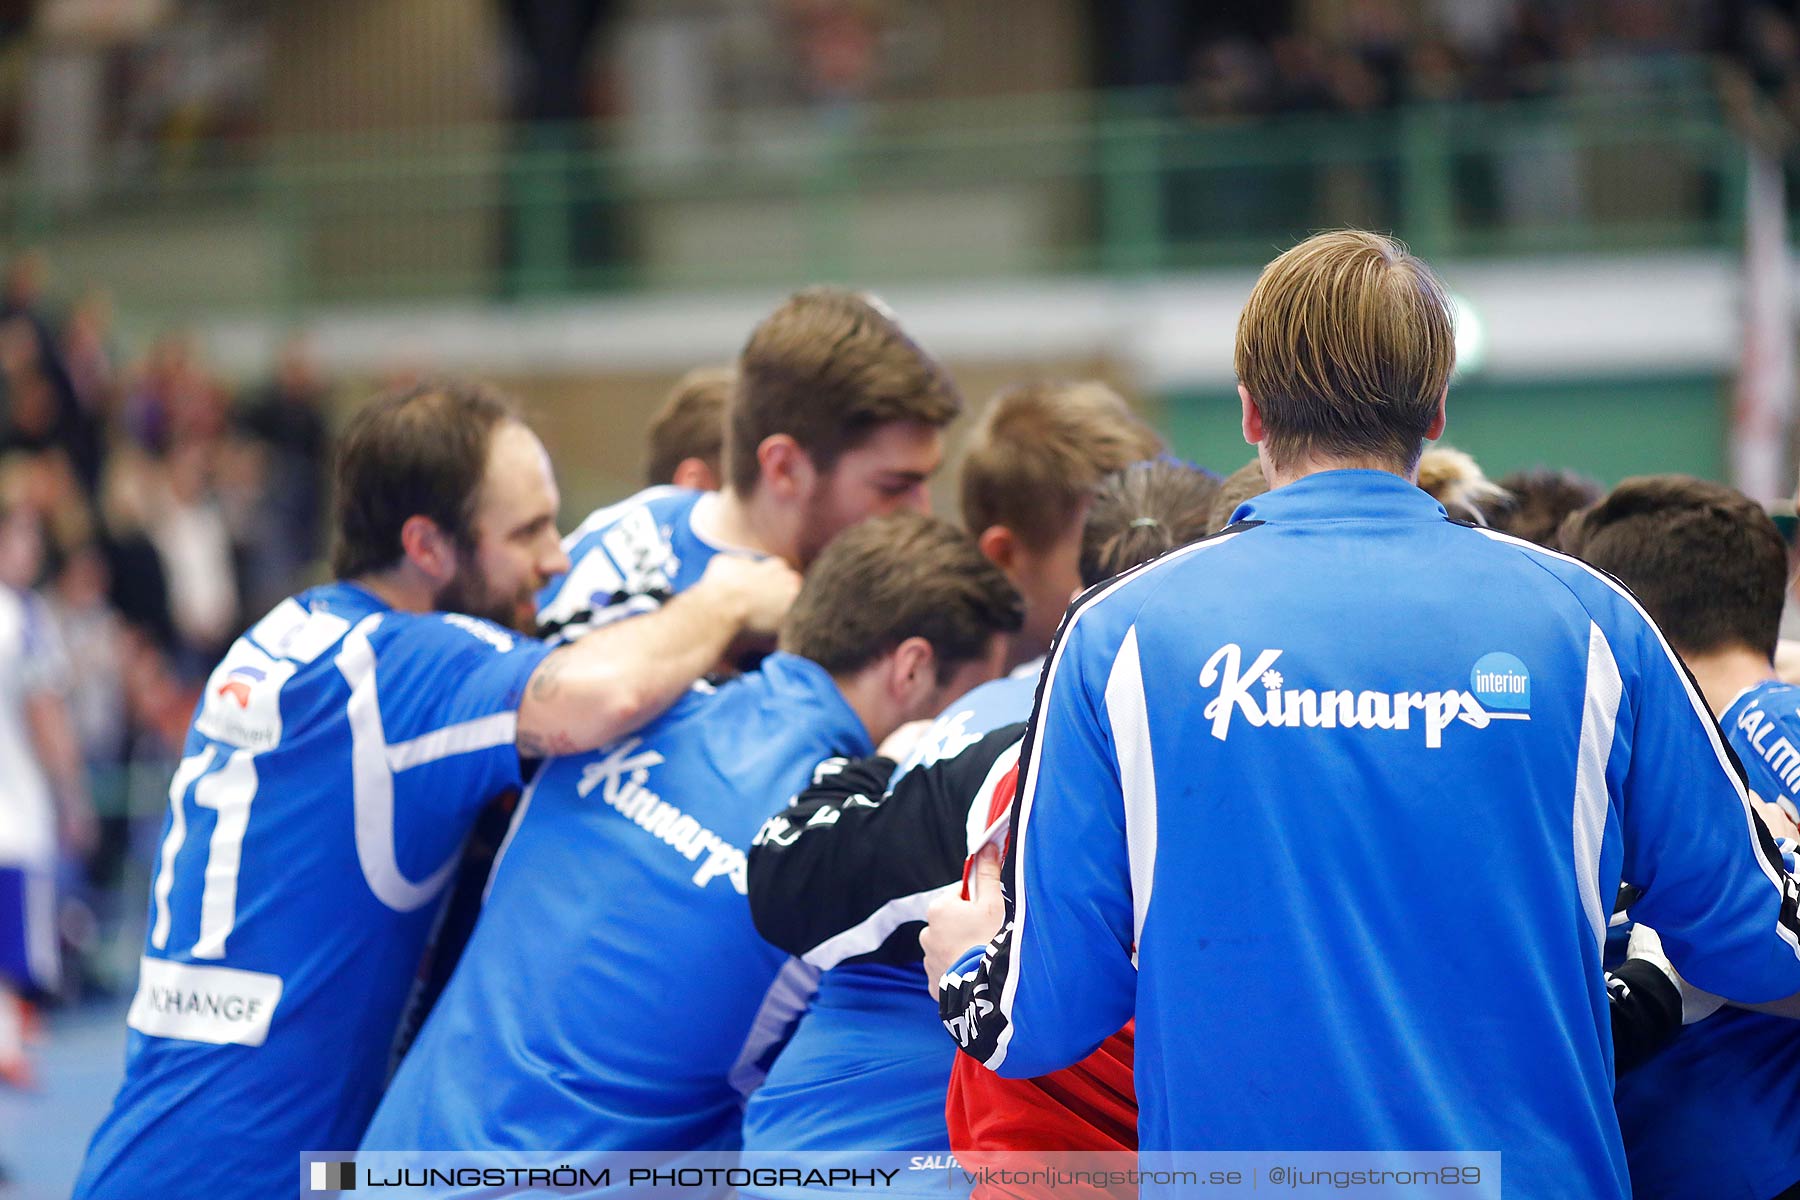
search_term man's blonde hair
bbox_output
[1234,231,1454,473]
[726,287,961,496]
[959,380,1164,550]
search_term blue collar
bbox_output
[758,651,875,758]
[1232,469,1449,526]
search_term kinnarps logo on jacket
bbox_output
[1198,645,1530,749]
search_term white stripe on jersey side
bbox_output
[386,711,517,773]
[1574,622,1624,954]
[151,747,217,949]
[336,616,462,913]
[965,738,1024,857]
[802,884,958,970]
[990,527,1248,1071]
[727,956,820,1099]
[1104,625,1158,966]
[482,759,546,904]
[1476,526,1800,959]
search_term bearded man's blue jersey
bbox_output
[74,583,547,1200]
[1613,678,1800,1200]
[741,666,1037,1198]
[936,471,1800,1200]
[359,651,872,1182]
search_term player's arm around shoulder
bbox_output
[516,553,800,758]
[749,723,1025,965]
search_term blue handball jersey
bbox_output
[74,583,548,1200]
[1614,678,1800,1200]
[741,667,1038,1199]
[536,485,724,645]
[359,652,873,1178]
[937,471,1800,1200]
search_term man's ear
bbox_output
[399,514,457,584]
[1238,383,1265,447]
[977,525,1017,573]
[1426,388,1448,441]
[888,636,938,710]
[757,435,815,502]
[671,457,720,492]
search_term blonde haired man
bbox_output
[959,381,1165,668]
[925,231,1800,1200]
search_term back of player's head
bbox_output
[959,380,1165,550]
[1489,468,1603,549]
[331,378,519,580]
[726,287,961,496]
[780,511,1023,683]
[1417,446,1509,526]
[1079,459,1220,588]
[645,366,731,488]
[1558,474,1787,662]
[1208,458,1270,531]
[1235,230,1454,474]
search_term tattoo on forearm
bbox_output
[529,652,571,702]
[516,728,579,758]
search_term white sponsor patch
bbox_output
[248,599,351,664]
[195,642,297,751]
[126,957,283,1046]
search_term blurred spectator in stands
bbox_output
[42,543,126,782]
[43,539,131,995]
[0,491,95,1046]
[148,439,240,675]
[235,337,330,614]
[61,291,120,444]
[98,450,176,657]
[645,366,731,490]
[1267,35,1336,114]
[0,254,101,496]
[1187,37,1273,120]
[120,333,205,455]
[787,0,883,123]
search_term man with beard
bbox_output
[72,380,799,1200]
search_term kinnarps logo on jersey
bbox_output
[576,739,751,892]
[196,643,296,751]
[1198,644,1530,749]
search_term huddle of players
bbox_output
[70,276,1800,1199]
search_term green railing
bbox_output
[0,56,1774,316]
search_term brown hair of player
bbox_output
[780,510,1023,685]
[1558,474,1787,663]
[959,380,1165,552]
[726,288,961,497]
[645,366,731,489]
[1235,230,1455,474]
